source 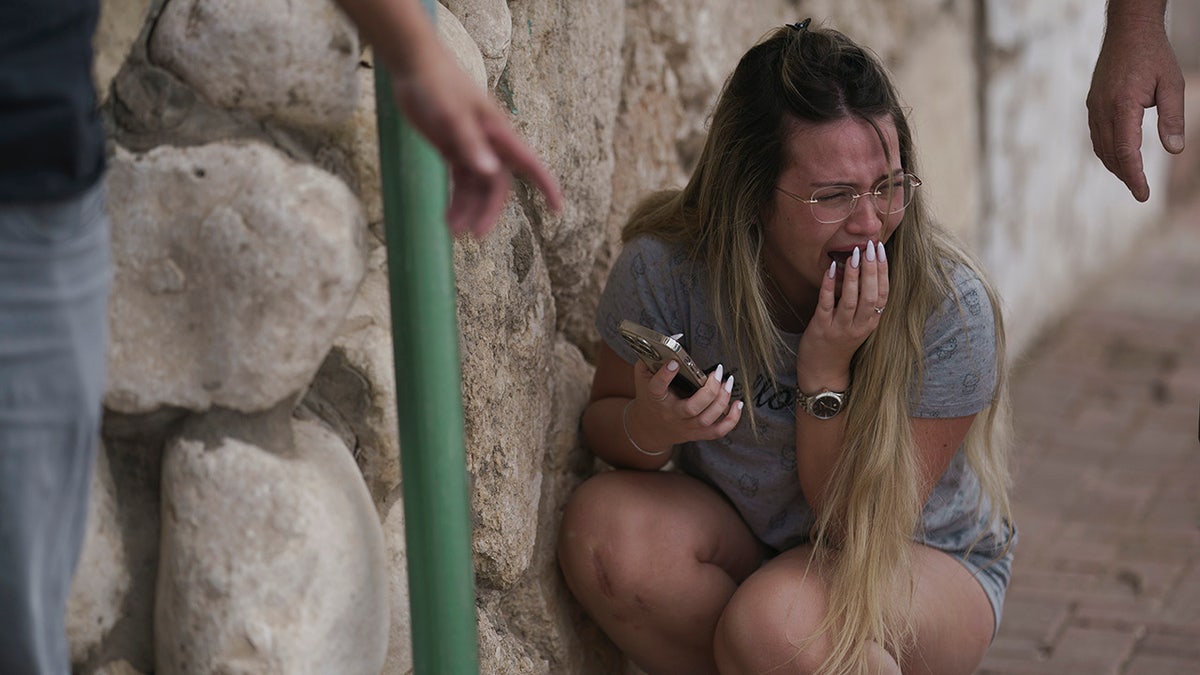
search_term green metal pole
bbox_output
[373,2,480,671]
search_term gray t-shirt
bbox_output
[596,235,1009,557]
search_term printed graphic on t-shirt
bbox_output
[778,445,797,472]
[748,374,798,411]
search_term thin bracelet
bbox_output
[622,400,668,457]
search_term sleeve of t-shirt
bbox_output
[909,266,999,419]
[595,236,692,365]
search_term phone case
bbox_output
[617,319,708,396]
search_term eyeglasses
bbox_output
[776,173,922,224]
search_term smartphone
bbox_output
[617,319,708,397]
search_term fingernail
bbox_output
[670,333,683,340]
[724,376,734,393]
[877,240,887,262]
[828,260,837,278]
[714,364,724,381]
[666,360,679,372]
[865,241,876,262]
[1167,135,1185,153]
[851,246,861,269]
[736,401,744,411]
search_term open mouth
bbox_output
[827,250,855,275]
[828,250,853,265]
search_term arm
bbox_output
[333,0,563,237]
[1087,0,1185,202]
[910,415,977,498]
[796,408,975,508]
[794,246,996,514]
[792,243,884,513]
[582,342,743,470]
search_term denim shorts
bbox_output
[943,522,1017,639]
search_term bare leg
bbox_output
[558,470,764,675]
[714,544,993,675]
[900,545,995,675]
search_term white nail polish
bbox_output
[670,333,683,340]
[666,360,679,372]
[736,401,745,411]
[829,260,837,278]
[724,376,734,393]
[877,240,886,263]
[851,246,861,268]
[865,241,876,262]
[714,364,724,382]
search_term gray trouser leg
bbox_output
[0,183,110,675]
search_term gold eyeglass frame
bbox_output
[775,172,922,224]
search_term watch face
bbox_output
[809,392,843,420]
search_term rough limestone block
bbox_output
[328,65,385,226]
[86,434,171,672]
[105,141,366,414]
[94,660,146,675]
[330,7,485,226]
[478,608,542,675]
[155,414,388,675]
[381,499,412,675]
[501,0,623,353]
[67,443,131,666]
[94,0,152,103]
[436,2,488,90]
[472,339,624,674]
[452,202,556,590]
[149,0,360,129]
[443,0,512,88]
[308,239,400,506]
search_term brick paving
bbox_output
[977,200,1200,675]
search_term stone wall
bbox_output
[73,0,1172,673]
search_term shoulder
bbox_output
[616,235,690,268]
[610,235,702,289]
[925,260,994,337]
[911,260,1000,417]
[946,261,990,315]
[597,236,707,363]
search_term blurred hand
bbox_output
[1087,15,1185,202]
[388,41,563,238]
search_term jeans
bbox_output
[0,181,110,675]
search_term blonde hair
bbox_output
[623,24,1012,673]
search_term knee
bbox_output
[713,574,830,675]
[557,472,620,569]
[557,473,662,606]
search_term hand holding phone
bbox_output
[618,320,708,396]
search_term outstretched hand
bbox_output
[390,52,563,237]
[1086,16,1185,202]
[333,0,563,238]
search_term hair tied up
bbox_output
[786,18,811,32]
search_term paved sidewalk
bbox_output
[977,201,1200,675]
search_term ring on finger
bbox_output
[873,305,885,314]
